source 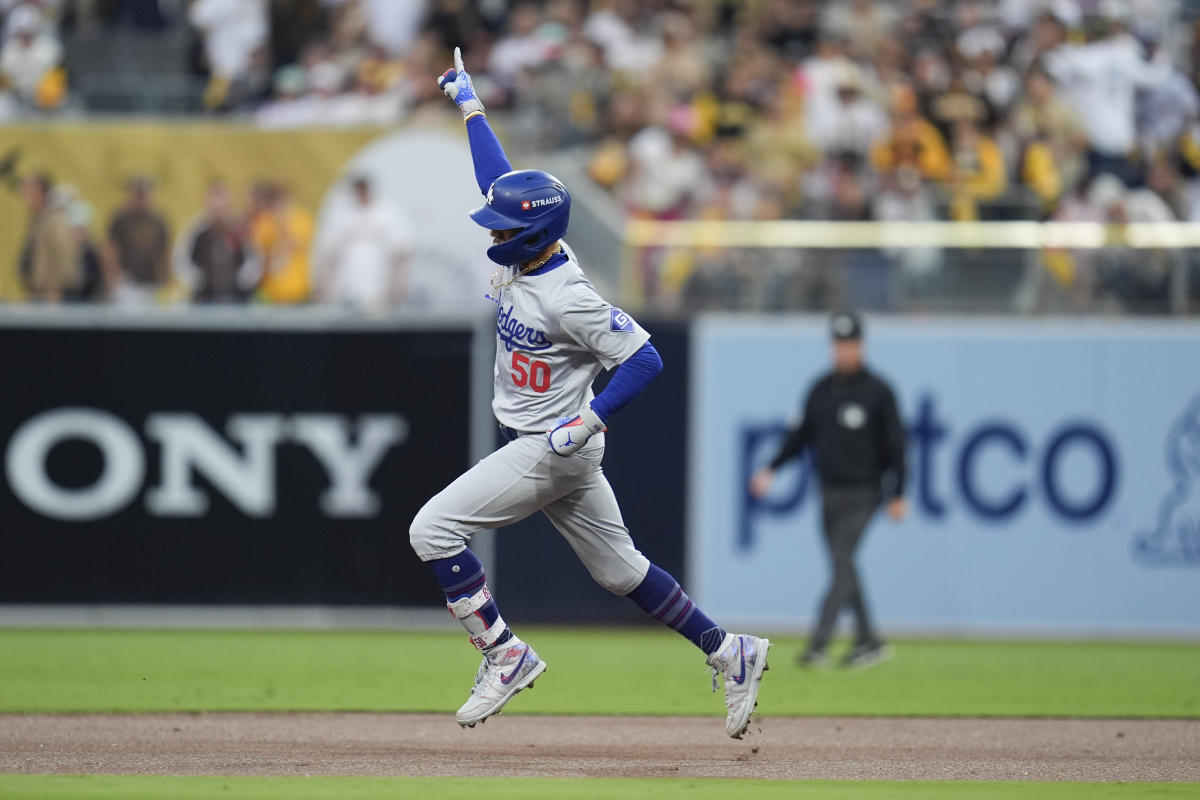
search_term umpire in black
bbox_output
[748,310,907,670]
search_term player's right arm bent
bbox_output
[547,285,662,456]
[546,340,663,456]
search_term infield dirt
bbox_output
[1,713,1197,782]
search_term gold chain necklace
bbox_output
[489,244,561,291]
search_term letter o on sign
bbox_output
[1041,424,1117,522]
[5,408,145,520]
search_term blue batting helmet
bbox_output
[469,169,571,266]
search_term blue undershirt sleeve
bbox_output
[589,342,663,422]
[466,115,514,196]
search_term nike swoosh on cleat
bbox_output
[499,648,529,686]
[733,639,748,684]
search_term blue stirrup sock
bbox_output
[627,563,727,655]
[428,548,513,652]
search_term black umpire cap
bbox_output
[830,310,863,341]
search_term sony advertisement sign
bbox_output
[688,317,1200,635]
[6,409,406,521]
[0,326,471,605]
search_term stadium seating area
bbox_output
[3,0,1200,311]
[6,2,1200,221]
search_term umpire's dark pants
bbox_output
[809,484,882,652]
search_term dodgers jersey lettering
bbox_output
[492,244,649,432]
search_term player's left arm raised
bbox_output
[547,304,662,457]
[437,46,513,196]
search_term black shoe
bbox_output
[842,642,894,672]
[797,648,832,669]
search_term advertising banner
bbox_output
[689,317,1200,634]
[0,323,472,605]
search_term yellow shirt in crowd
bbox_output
[250,203,313,304]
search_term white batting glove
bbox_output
[436,46,485,120]
[547,405,607,457]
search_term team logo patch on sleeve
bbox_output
[611,308,634,332]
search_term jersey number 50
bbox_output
[511,351,551,393]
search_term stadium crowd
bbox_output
[6,0,1200,311]
[231,0,1200,225]
[18,168,413,311]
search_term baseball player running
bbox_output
[409,48,769,738]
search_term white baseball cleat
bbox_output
[707,633,770,739]
[456,637,546,728]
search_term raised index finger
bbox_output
[454,46,464,74]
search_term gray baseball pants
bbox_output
[409,432,651,595]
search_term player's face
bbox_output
[491,228,519,244]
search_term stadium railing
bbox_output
[620,220,1199,316]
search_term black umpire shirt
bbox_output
[769,366,907,496]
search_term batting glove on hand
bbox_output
[547,405,607,457]
[437,46,485,120]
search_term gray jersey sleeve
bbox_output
[559,285,650,370]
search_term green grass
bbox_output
[0,628,1197,717]
[0,775,1196,800]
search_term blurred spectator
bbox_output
[623,122,708,218]
[1043,15,1169,186]
[1008,10,1069,75]
[801,38,854,137]
[946,118,1008,221]
[821,0,899,61]
[487,2,552,91]
[873,164,942,292]
[325,51,406,126]
[759,0,820,62]
[189,0,268,109]
[1011,66,1087,212]
[359,0,427,57]
[926,73,989,141]
[1177,123,1200,221]
[898,0,957,55]
[56,184,105,301]
[255,63,314,127]
[105,176,171,297]
[1,3,64,110]
[173,180,259,303]
[957,20,1019,116]
[870,85,950,184]
[314,175,412,314]
[248,181,312,304]
[258,43,400,128]
[805,62,888,161]
[1046,172,1177,312]
[306,58,348,116]
[1137,62,1200,160]
[745,90,817,211]
[18,172,78,302]
[652,11,710,97]
[584,0,663,73]
[1092,173,1176,311]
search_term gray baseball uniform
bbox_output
[409,244,652,594]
